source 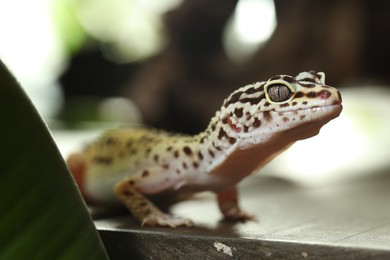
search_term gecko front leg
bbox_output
[217,187,256,222]
[113,169,193,227]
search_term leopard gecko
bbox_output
[67,71,342,227]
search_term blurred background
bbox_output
[1,0,390,185]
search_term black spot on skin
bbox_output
[229,138,236,144]
[282,75,296,84]
[280,103,290,108]
[193,162,199,168]
[244,83,264,95]
[225,88,266,107]
[264,102,271,107]
[129,180,135,186]
[306,92,317,98]
[299,78,316,84]
[244,87,256,94]
[263,111,272,122]
[258,84,265,92]
[173,150,179,158]
[105,137,117,145]
[218,128,228,140]
[243,125,249,132]
[224,91,244,107]
[166,146,173,151]
[234,107,243,118]
[94,156,113,165]
[208,149,215,158]
[145,148,152,155]
[211,124,216,131]
[239,94,265,105]
[183,146,193,156]
[300,82,316,88]
[176,169,181,174]
[302,101,308,105]
[253,118,261,128]
[294,92,304,98]
[283,117,289,122]
[300,115,306,120]
[182,162,188,169]
[198,151,204,160]
[246,112,251,120]
[222,117,228,124]
[153,154,159,162]
[213,142,222,151]
[163,164,170,169]
[291,102,297,106]
[142,170,149,177]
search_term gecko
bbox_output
[67,71,342,227]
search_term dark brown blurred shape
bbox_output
[61,0,390,134]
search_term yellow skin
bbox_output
[67,71,342,227]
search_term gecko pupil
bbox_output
[267,84,292,102]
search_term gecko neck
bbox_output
[193,112,237,167]
[193,113,294,186]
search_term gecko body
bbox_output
[67,71,342,227]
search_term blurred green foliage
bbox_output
[0,60,108,259]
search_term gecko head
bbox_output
[217,71,343,148]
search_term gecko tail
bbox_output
[67,153,102,205]
[66,153,88,198]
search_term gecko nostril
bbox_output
[318,90,331,99]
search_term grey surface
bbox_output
[94,171,390,259]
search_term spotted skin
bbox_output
[67,71,342,227]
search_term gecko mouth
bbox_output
[230,104,342,138]
[296,104,343,124]
[264,104,342,135]
[286,103,342,113]
[303,104,343,115]
[284,104,343,140]
[277,104,343,120]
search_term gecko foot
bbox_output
[141,213,194,228]
[222,209,257,223]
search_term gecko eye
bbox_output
[266,84,292,103]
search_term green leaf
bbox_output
[0,60,109,260]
